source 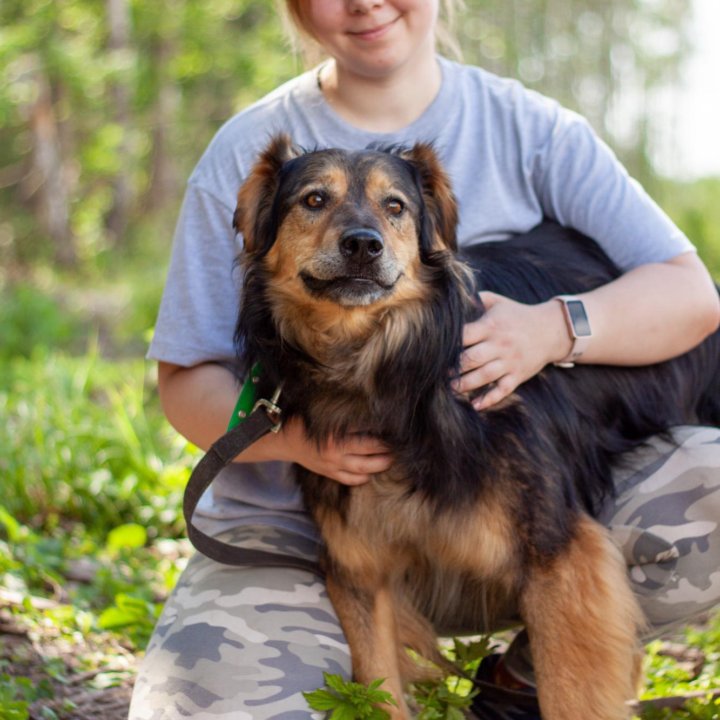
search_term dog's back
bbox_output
[463,222,720,513]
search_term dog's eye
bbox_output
[385,198,405,216]
[304,192,326,210]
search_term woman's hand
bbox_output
[453,253,720,411]
[158,361,392,485]
[279,418,393,486]
[453,292,571,410]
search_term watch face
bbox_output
[566,300,591,337]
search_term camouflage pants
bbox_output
[128,426,720,719]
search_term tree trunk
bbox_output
[146,35,181,212]
[105,0,133,246]
[28,68,76,267]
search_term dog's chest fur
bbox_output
[304,465,517,571]
[278,312,529,593]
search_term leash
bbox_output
[184,378,540,707]
[183,378,324,577]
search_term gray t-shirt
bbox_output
[148,56,694,539]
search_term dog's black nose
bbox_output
[339,228,384,264]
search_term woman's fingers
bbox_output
[472,374,518,410]
[453,358,505,394]
[333,451,395,485]
[294,431,393,485]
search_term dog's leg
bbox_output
[326,573,411,719]
[520,514,643,720]
[395,595,451,684]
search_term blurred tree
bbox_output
[0,0,705,272]
[105,0,134,246]
[1,0,115,265]
[0,0,293,270]
[658,177,720,276]
[458,0,691,183]
[26,61,76,266]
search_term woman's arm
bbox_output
[455,251,720,409]
[158,361,392,484]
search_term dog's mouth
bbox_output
[300,271,400,306]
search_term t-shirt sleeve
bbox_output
[147,180,243,367]
[532,109,695,271]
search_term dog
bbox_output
[231,135,720,720]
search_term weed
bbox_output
[0,285,82,361]
[0,673,54,720]
[0,350,194,537]
[303,673,397,719]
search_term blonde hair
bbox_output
[279,0,464,67]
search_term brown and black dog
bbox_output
[232,135,720,719]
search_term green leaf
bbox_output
[330,705,361,720]
[0,703,30,720]
[97,593,157,633]
[450,636,493,671]
[106,523,147,552]
[0,682,30,720]
[365,686,397,705]
[303,673,395,719]
[324,673,350,694]
[0,506,24,543]
[97,606,134,630]
[37,709,60,720]
[303,688,342,712]
[445,706,466,720]
[367,708,393,720]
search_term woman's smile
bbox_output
[346,15,401,41]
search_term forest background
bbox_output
[0,0,719,718]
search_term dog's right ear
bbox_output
[234,134,301,254]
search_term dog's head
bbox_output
[234,135,459,311]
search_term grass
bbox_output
[1,211,719,718]
[0,349,193,538]
[639,627,720,719]
[0,265,197,719]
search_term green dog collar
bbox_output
[227,363,262,431]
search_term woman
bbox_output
[129,0,720,717]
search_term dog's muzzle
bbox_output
[339,228,384,265]
[300,227,400,307]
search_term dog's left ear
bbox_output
[234,134,301,254]
[401,143,459,253]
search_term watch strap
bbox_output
[553,295,591,368]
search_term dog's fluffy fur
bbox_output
[232,135,720,720]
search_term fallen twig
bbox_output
[0,587,58,610]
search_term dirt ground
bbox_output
[1,606,136,720]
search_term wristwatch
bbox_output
[553,295,592,368]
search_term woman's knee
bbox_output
[603,426,720,636]
[129,526,351,719]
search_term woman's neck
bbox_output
[318,51,442,134]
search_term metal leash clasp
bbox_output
[252,384,284,433]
